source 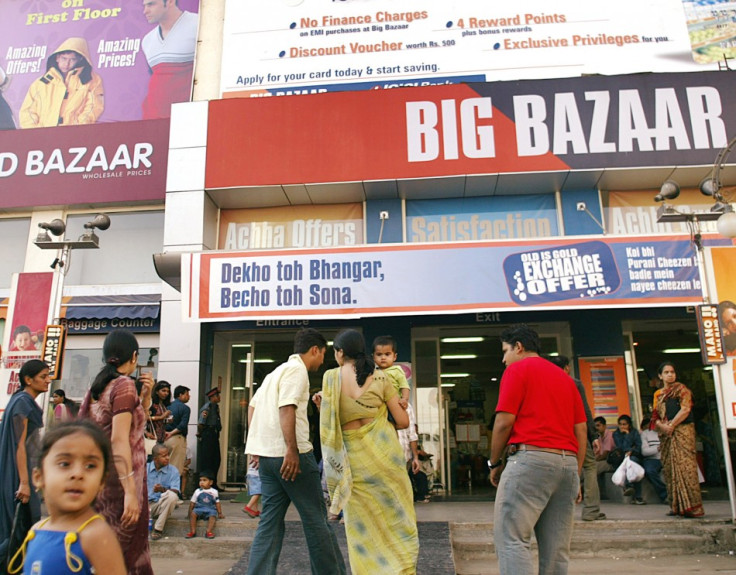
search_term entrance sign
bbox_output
[182,234,733,322]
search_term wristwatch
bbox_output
[488,458,504,470]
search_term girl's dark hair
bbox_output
[90,330,139,401]
[19,360,49,390]
[333,329,375,387]
[657,361,676,376]
[38,420,112,477]
[152,381,171,407]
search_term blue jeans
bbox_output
[494,450,579,575]
[246,453,346,575]
[642,457,668,502]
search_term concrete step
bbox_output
[149,517,259,538]
[150,535,251,559]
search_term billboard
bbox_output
[221,0,710,99]
[206,73,736,189]
[0,0,199,130]
[182,234,733,322]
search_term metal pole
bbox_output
[696,242,736,522]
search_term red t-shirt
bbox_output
[496,356,586,452]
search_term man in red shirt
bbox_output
[489,324,587,575]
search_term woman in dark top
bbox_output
[149,381,171,444]
[652,361,704,517]
[0,360,49,567]
[613,414,645,505]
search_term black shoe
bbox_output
[633,498,646,505]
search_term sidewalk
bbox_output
[151,498,736,574]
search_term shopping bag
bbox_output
[611,456,628,487]
[626,458,645,483]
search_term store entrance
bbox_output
[412,323,570,497]
[213,329,340,488]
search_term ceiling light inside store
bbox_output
[441,337,484,343]
[253,358,275,363]
[441,383,456,387]
[662,348,701,354]
[232,386,246,390]
[440,354,478,359]
[440,373,470,378]
[232,344,251,348]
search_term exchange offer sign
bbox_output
[183,235,732,321]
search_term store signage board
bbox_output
[41,325,66,380]
[182,234,733,322]
[221,0,711,98]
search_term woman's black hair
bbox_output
[53,388,76,410]
[333,329,375,387]
[18,360,49,390]
[617,414,633,427]
[657,361,676,377]
[152,380,171,407]
[90,330,139,401]
[38,420,112,477]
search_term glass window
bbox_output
[63,211,164,285]
[0,218,31,289]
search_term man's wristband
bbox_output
[488,458,504,470]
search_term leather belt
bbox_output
[507,443,574,457]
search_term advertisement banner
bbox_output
[707,246,736,427]
[0,118,169,208]
[683,0,736,63]
[578,357,630,424]
[182,234,733,322]
[0,272,56,416]
[606,189,720,236]
[218,204,364,250]
[406,196,558,242]
[695,304,726,365]
[221,0,707,98]
[0,0,199,129]
[206,73,736,189]
[41,324,66,380]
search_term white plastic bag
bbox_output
[626,458,645,483]
[611,457,628,487]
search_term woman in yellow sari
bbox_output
[320,329,419,574]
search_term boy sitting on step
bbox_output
[185,471,225,539]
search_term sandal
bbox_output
[205,531,215,539]
[185,531,196,538]
[151,529,164,541]
[243,505,260,518]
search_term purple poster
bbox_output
[0,0,200,129]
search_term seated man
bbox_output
[147,443,181,540]
[593,416,615,476]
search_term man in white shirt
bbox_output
[640,417,668,503]
[245,328,346,575]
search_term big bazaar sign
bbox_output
[0,119,169,208]
[205,72,736,188]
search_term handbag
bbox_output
[3,500,31,573]
[607,447,625,468]
[144,409,157,455]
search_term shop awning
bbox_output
[62,294,160,320]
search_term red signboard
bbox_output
[0,119,169,208]
[205,73,736,189]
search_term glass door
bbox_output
[412,337,446,493]
[224,342,254,486]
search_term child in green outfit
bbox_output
[372,335,410,409]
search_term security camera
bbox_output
[576,202,586,212]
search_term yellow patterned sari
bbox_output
[321,368,419,575]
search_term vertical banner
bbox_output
[41,324,66,380]
[707,246,736,428]
[0,272,55,417]
[695,304,726,365]
[578,356,630,425]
